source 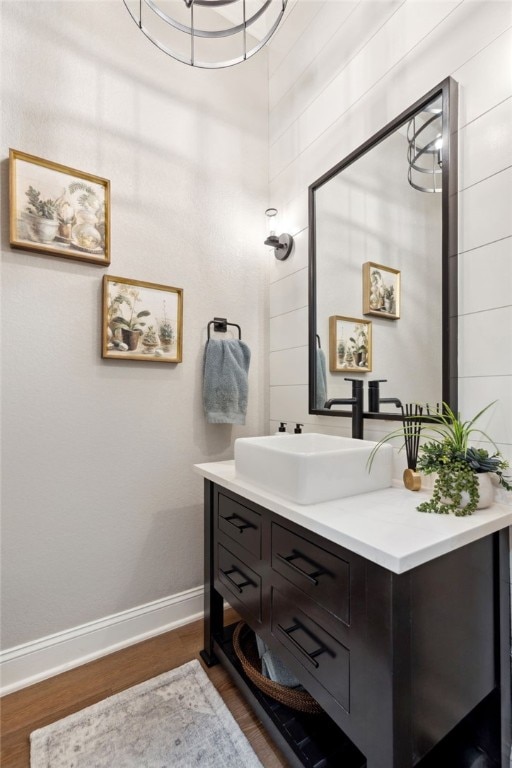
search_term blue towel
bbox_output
[255,634,301,688]
[316,347,327,409]
[203,339,251,424]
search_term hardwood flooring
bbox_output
[0,609,289,767]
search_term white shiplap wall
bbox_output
[267,0,512,494]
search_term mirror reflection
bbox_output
[309,81,457,424]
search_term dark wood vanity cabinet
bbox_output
[202,480,511,768]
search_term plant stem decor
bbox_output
[369,402,511,516]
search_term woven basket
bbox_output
[232,621,323,714]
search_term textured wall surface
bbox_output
[1,1,268,649]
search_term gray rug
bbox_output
[30,659,263,767]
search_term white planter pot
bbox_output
[456,473,495,510]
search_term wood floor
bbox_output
[0,609,289,767]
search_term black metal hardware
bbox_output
[277,619,334,668]
[207,317,242,340]
[316,334,321,349]
[323,378,364,439]
[276,549,328,586]
[368,379,402,413]
[222,513,256,534]
[220,566,255,594]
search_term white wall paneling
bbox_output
[459,167,512,253]
[267,0,512,508]
[459,237,511,316]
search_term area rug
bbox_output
[30,659,263,767]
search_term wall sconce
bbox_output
[264,208,294,261]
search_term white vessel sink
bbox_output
[234,433,393,505]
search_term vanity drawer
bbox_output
[217,492,261,558]
[216,542,262,622]
[271,523,350,625]
[272,587,350,712]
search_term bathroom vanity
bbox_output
[196,460,511,768]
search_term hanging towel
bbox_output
[316,346,328,409]
[203,339,251,424]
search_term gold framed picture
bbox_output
[362,261,400,319]
[329,315,372,373]
[9,149,110,265]
[102,276,183,363]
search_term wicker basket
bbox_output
[232,621,323,714]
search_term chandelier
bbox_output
[123,0,288,69]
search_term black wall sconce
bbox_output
[264,208,294,261]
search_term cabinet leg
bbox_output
[200,479,223,667]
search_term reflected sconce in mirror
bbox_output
[407,100,443,193]
[264,207,294,260]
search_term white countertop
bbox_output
[194,460,512,574]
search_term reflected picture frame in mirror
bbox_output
[362,262,401,320]
[308,77,458,422]
[329,315,372,373]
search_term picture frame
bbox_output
[362,262,400,319]
[9,149,110,266]
[102,276,183,363]
[329,315,372,373]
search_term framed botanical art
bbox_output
[103,276,183,363]
[329,315,372,373]
[9,149,110,265]
[362,262,400,319]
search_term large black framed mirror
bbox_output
[309,77,458,425]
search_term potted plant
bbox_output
[383,285,394,313]
[158,302,175,352]
[24,185,59,243]
[369,402,511,516]
[109,287,151,351]
[142,325,159,353]
[350,329,368,368]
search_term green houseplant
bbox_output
[24,185,59,244]
[109,287,151,351]
[369,402,511,516]
[158,301,175,352]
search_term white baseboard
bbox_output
[0,586,204,696]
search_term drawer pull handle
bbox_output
[276,549,328,586]
[220,566,256,594]
[277,619,334,668]
[222,514,256,534]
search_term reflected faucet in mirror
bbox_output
[368,380,402,413]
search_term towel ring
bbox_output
[316,334,321,348]
[207,317,242,340]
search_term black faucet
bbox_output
[368,380,402,413]
[324,378,364,439]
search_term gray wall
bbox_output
[1,0,268,650]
